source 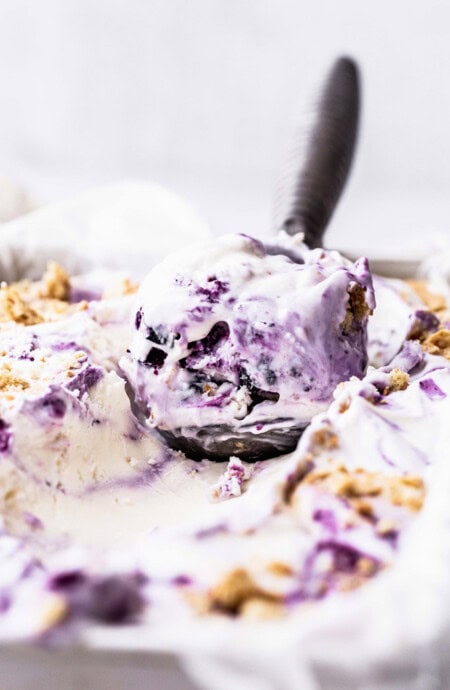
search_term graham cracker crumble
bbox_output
[282,455,314,504]
[311,428,339,451]
[267,561,293,577]
[292,463,425,514]
[202,383,216,396]
[422,329,450,360]
[337,565,379,593]
[384,368,409,394]
[40,262,70,301]
[0,369,29,391]
[209,567,282,615]
[342,284,371,333]
[403,280,450,359]
[338,399,350,413]
[282,426,341,503]
[0,286,43,326]
[0,263,90,326]
[376,517,397,536]
[240,598,284,619]
[39,594,68,629]
[407,280,446,312]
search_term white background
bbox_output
[0,0,449,256]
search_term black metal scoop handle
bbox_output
[277,56,360,249]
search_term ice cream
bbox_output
[0,239,448,683]
[123,232,375,460]
[0,266,229,548]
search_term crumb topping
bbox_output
[376,517,397,535]
[407,280,446,312]
[0,370,29,391]
[240,598,284,619]
[39,594,68,629]
[209,568,281,615]
[338,398,350,413]
[0,286,44,326]
[266,561,293,577]
[385,368,409,393]
[342,284,371,333]
[292,463,425,513]
[40,262,70,301]
[0,263,98,327]
[336,566,379,593]
[422,329,450,360]
[310,428,339,451]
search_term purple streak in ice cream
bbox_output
[0,419,12,453]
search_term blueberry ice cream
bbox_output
[122,232,375,459]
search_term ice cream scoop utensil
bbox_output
[275,56,360,249]
[134,57,364,462]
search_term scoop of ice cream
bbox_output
[123,233,375,459]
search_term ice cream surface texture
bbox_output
[123,233,375,459]
[0,266,226,548]
[0,238,448,679]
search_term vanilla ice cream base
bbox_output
[0,248,447,670]
[0,292,239,549]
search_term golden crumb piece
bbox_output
[407,280,446,312]
[337,574,371,593]
[0,371,29,391]
[401,475,423,488]
[240,598,285,620]
[281,453,315,504]
[386,368,409,393]
[2,487,18,510]
[76,300,89,311]
[342,284,371,333]
[266,562,293,577]
[210,568,280,614]
[311,428,339,451]
[40,262,70,301]
[376,518,397,536]
[422,329,450,360]
[293,463,425,514]
[389,477,424,511]
[357,557,377,576]
[349,284,371,320]
[121,277,139,295]
[0,286,44,325]
[335,558,380,593]
[211,568,260,611]
[338,399,350,413]
[40,594,68,629]
[352,499,374,517]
